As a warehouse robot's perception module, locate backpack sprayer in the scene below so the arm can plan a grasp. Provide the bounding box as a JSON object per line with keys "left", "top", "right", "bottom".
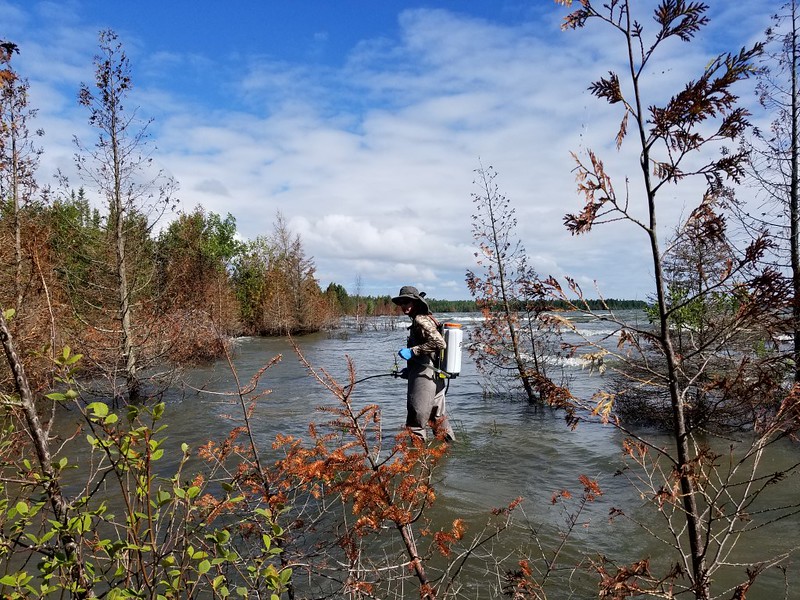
{"left": 344, "top": 322, "right": 464, "bottom": 392}
{"left": 438, "top": 322, "right": 463, "bottom": 378}
{"left": 393, "top": 321, "right": 463, "bottom": 384}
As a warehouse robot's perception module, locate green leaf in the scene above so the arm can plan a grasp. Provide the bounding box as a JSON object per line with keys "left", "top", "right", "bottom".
{"left": 156, "top": 490, "right": 171, "bottom": 506}
{"left": 87, "top": 402, "right": 109, "bottom": 418}
{"left": 215, "top": 529, "right": 230, "bottom": 544}
{"left": 15, "top": 501, "right": 29, "bottom": 516}
{"left": 2, "top": 308, "right": 16, "bottom": 321}
{"left": 197, "top": 559, "right": 211, "bottom": 575}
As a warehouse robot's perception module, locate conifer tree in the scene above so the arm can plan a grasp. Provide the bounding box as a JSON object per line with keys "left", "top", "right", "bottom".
{"left": 466, "top": 164, "right": 559, "bottom": 402}
{"left": 74, "top": 30, "right": 177, "bottom": 401}
{"left": 555, "top": 1, "right": 797, "bottom": 597}
{"left": 742, "top": 0, "right": 800, "bottom": 382}
{"left": 0, "top": 67, "right": 42, "bottom": 315}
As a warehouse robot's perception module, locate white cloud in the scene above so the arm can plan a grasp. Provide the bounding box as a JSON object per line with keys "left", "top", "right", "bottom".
{"left": 1, "top": 0, "right": 779, "bottom": 299}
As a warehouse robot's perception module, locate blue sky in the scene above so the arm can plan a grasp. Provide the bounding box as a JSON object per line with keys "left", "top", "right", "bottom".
{"left": 1, "top": 0, "right": 777, "bottom": 300}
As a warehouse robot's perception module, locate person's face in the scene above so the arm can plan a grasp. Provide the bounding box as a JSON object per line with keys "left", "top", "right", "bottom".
{"left": 397, "top": 299, "right": 415, "bottom": 315}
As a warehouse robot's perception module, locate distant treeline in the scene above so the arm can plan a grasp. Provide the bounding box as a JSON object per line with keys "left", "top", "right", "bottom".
{"left": 324, "top": 288, "right": 649, "bottom": 315}
{"left": 549, "top": 298, "right": 648, "bottom": 311}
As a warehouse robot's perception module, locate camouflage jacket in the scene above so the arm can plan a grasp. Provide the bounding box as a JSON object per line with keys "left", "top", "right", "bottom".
{"left": 407, "top": 314, "right": 446, "bottom": 357}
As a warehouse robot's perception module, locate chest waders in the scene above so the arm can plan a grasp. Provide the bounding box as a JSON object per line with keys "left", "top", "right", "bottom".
{"left": 404, "top": 316, "right": 460, "bottom": 441}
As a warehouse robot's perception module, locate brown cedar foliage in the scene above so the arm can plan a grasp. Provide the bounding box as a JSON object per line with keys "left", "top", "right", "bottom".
{"left": 554, "top": 1, "right": 800, "bottom": 598}
{"left": 263, "top": 345, "right": 541, "bottom": 599}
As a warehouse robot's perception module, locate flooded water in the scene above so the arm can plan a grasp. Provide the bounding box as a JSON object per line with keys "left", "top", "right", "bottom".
{"left": 153, "top": 311, "right": 799, "bottom": 598}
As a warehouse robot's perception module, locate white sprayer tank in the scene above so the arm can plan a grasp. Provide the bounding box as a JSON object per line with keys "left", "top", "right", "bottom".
{"left": 441, "top": 323, "right": 463, "bottom": 377}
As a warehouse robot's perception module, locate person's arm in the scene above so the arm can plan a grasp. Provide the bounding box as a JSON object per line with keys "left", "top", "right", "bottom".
{"left": 410, "top": 315, "right": 445, "bottom": 356}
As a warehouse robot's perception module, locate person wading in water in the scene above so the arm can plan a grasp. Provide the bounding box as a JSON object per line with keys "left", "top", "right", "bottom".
{"left": 392, "top": 286, "right": 455, "bottom": 442}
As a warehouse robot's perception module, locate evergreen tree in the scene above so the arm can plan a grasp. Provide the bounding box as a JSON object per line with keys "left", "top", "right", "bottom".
{"left": 556, "top": 2, "right": 792, "bottom": 596}
{"left": 0, "top": 69, "right": 42, "bottom": 315}
{"left": 156, "top": 207, "right": 243, "bottom": 336}
{"left": 73, "top": 30, "right": 177, "bottom": 401}
{"left": 742, "top": 0, "right": 800, "bottom": 382}
{"left": 466, "top": 164, "right": 560, "bottom": 401}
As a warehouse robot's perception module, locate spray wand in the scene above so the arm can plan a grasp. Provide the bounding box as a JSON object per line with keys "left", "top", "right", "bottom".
{"left": 341, "top": 356, "right": 408, "bottom": 393}
{"left": 343, "top": 352, "right": 462, "bottom": 395}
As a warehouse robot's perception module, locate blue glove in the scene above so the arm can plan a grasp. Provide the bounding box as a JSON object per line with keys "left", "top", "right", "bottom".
{"left": 399, "top": 347, "right": 414, "bottom": 360}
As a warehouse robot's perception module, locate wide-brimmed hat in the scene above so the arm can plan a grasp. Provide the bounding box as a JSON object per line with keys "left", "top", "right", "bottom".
{"left": 392, "top": 285, "right": 429, "bottom": 312}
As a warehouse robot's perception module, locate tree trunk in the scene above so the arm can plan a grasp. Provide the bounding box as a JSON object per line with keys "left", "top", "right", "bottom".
{"left": 649, "top": 203, "right": 709, "bottom": 599}
{"left": 487, "top": 197, "right": 537, "bottom": 402}
{"left": 790, "top": 1, "right": 800, "bottom": 384}
{"left": 630, "top": 16, "right": 708, "bottom": 590}
{"left": 111, "top": 119, "right": 138, "bottom": 401}
{"left": 398, "top": 523, "right": 434, "bottom": 599}
{"left": 0, "top": 310, "right": 95, "bottom": 597}
{"left": 12, "top": 105, "right": 22, "bottom": 315}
